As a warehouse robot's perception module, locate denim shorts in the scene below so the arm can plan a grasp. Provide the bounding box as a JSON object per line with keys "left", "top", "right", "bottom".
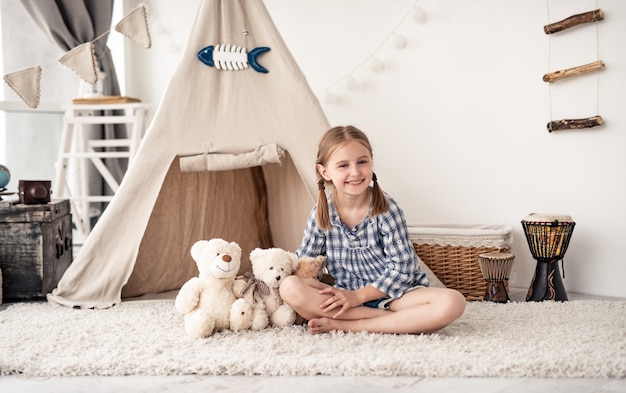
{"left": 362, "top": 297, "right": 394, "bottom": 310}
{"left": 362, "top": 285, "right": 425, "bottom": 310}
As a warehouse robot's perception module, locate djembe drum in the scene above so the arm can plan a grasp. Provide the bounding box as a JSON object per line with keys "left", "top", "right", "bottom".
{"left": 521, "top": 213, "right": 575, "bottom": 301}
{"left": 478, "top": 252, "right": 515, "bottom": 303}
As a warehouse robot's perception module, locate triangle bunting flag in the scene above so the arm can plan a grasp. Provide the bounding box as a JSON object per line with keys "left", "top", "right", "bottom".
{"left": 115, "top": 5, "right": 152, "bottom": 49}
{"left": 3, "top": 66, "right": 42, "bottom": 108}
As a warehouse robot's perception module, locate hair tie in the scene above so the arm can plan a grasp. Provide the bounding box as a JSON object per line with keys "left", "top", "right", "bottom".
{"left": 372, "top": 172, "right": 378, "bottom": 183}
{"left": 318, "top": 179, "right": 326, "bottom": 190}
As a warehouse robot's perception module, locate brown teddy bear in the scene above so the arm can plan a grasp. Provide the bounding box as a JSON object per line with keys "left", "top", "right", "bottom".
{"left": 293, "top": 255, "right": 325, "bottom": 280}
{"left": 294, "top": 255, "right": 335, "bottom": 285}
{"left": 292, "top": 255, "right": 335, "bottom": 325}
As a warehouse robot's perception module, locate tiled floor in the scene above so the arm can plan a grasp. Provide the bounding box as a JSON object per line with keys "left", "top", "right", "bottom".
{"left": 1, "top": 289, "right": 624, "bottom": 393}
{"left": 1, "top": 375, "right": 625, "bottom": 393}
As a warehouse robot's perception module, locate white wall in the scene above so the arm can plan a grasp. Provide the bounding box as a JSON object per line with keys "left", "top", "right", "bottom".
{"left": 125, "top": 0, "right": 626, "bottom": 298}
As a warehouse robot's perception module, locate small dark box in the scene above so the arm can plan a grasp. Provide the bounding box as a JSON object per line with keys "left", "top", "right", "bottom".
{"left": 0, "top": 199, "right": 72, "bottom": 300}
{"left": 18, "top": 180, "right": 51, "bottom": 205}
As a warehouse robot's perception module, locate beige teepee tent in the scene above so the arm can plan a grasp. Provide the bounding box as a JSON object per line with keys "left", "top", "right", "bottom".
{"left": 47, "top": 0, "right": 329, "bottom": 308}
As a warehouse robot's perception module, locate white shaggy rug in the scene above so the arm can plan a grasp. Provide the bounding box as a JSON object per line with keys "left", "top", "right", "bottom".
{"left": 1, "top": 299, "right": 624, "bottom": 378}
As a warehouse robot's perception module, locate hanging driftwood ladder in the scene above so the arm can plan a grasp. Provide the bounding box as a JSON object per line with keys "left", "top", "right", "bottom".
{"left": 544, "top": 8, "right": 605, "bottom": 132}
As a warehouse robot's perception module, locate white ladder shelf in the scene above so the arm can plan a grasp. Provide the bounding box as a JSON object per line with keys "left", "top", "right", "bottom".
{"left": 54, "top": 102, "right": 150, "bottom": 241}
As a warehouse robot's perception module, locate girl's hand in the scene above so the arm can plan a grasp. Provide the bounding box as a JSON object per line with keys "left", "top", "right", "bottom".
{"left": 318, "top": 287, "right": 360, "bottom": 319}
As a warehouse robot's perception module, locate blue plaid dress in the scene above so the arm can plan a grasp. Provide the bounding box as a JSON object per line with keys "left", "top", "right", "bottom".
{"left": 296, "top": 191, "right": 429, "bottom": 299}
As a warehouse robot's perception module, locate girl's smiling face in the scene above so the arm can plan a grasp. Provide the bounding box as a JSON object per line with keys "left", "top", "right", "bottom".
{"left": 317, "top": 140, "right": 373, "bottom": 199}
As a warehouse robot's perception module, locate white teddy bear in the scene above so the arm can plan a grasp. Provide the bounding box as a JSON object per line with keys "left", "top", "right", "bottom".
{"left": 175, "top": 238, "right": 253, "bottom": 338}
{"left": 233, "top": 247, "right": 299, "bottom": 328}
{"left": 231, "top": 271, "right": 270, "bottom": 331}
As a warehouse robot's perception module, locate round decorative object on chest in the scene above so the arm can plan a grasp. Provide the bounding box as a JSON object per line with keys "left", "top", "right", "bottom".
{"left": 0, "top": 164, "right": 10, "bottom": 190}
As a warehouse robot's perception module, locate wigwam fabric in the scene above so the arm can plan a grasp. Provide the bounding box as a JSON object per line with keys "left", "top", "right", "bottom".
{"left": 47, "top": 0, "right": 330, "bottom": 308}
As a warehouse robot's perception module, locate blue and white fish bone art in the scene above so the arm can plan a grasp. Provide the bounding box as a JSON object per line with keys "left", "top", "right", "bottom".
{"left": 197, "top": 44, "right": 271, "bottom": 73}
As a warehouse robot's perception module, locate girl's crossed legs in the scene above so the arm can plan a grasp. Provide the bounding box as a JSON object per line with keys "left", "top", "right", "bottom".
{"left": 279, "top": 275, "right": 466, "bottom": 335}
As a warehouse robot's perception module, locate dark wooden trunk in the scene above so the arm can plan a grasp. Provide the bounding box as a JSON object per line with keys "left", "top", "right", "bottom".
{"left": 0, "top": 199, "right": 73, "bottom": 300}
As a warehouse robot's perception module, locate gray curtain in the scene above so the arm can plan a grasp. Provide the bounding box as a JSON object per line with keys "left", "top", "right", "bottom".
{"left": 20, "top": 0, "right": 127, "bottom": 222}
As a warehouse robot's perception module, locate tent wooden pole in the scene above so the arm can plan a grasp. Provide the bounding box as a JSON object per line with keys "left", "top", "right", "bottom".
{"left": 543, "top": 60, "right": 604, "bottom": 83}
{"left": 250, "top": 166, "right": 274, "bottom": 249}
{"left": 544, "top": 9, "right": 604, "bottom": 34}
{"left": 547, "top": 116, "right": 603, "bottom": 132}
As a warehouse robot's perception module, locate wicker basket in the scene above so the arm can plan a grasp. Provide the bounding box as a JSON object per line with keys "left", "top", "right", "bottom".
{"left": 409, "top": 224, "right": 513, "bottom": 301}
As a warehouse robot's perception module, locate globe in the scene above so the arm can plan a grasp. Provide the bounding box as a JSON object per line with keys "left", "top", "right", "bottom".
{"left": 0, "top": 164, "right": 10, "bottom": 189}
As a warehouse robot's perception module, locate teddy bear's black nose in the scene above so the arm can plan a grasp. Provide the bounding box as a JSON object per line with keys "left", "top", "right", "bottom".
{"left": 276, "top": 275, "right": 281, "bottom": 281}
{"left": 222, "top": 255, "right": 232, "bottom": 263}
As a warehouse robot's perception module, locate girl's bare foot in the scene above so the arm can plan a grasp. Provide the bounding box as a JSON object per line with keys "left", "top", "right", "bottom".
{"left": 308, "top": 317, "right": 340, "bottom": 334}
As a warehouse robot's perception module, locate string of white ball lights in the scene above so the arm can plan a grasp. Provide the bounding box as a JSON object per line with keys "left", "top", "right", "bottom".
{"left": 319, "top": 1, "right": 426, "bottom": 106}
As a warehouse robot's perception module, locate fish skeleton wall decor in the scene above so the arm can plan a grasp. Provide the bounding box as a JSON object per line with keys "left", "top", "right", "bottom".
{"left": 197, "top": 44, "right": 271, "bottom": 73}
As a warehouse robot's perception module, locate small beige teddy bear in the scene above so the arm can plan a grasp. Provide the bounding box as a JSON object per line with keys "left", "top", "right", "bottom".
{"left": 291, "top": 255, "right": 332, "bottom": 325}
{"left": 293, "top": 255, "right": 327, "bottom": 281}
{"left": 175, "top": 238, "right": 253, "bottom": 338}
{"left": 234, "top": 247, "right": 299, "bottom": 328}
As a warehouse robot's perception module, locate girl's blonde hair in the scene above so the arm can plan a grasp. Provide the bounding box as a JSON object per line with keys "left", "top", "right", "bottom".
{"left": 316, "top": 125, "right": 387, "bottom": 229}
